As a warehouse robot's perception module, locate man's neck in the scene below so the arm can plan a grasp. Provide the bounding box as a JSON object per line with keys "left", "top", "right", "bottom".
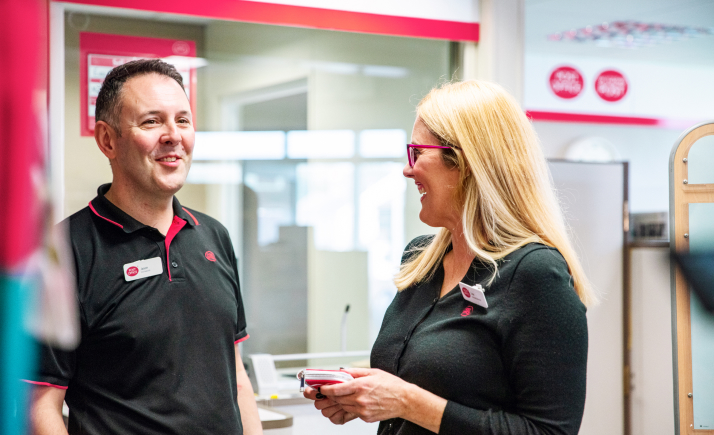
{"left": 104, "top": 182, "right": 176, "bottom": 236}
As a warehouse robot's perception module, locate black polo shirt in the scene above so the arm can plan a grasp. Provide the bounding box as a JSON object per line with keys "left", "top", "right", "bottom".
{"left": 31, "top": 184, "right": 249, "bottom": 434}
{"left": 371, "top": 237, "right": 588, "bottom": 435}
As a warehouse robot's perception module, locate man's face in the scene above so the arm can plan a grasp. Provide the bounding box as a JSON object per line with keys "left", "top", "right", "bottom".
{"left": 111, "top": 73, "right": 194, "bottom": 199}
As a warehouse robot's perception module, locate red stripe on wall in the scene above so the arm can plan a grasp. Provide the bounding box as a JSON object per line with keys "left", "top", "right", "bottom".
{"left": 526, "top": 111, "right": 661, "bottom": 127}
{"left": 55, "top": 0, "right": 479, "bottom": 41}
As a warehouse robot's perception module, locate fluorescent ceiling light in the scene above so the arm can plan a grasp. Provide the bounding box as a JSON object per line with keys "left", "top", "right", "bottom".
{"left": 162, "top": 55, "right": 209, "bottom": 68}
{"left": 187, "top": 162, "right": 242, "bottom": 184}
{"left": 307, "top": 60, "right": 360, "bottom": 75}
{"left": 362, "top": 65, "right": 409, "bottom": 78}
{"left": 287, "top": 130, "right": 355, "bottom": 159}
{"left": 359, "top": 129, "right": 406, "bottom": 158}
{"left": 300, "top": 60, "right": 409, "bottom": 77}
{"left": 193, "top": 131, "right": 285, "bottom": 160}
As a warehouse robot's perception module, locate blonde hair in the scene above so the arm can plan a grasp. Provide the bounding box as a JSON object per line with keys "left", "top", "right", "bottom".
{"left": 395, "top": 80, "right": 596, "bottom": 307}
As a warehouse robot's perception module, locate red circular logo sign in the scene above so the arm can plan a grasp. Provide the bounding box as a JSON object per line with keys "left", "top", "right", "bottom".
{"left": 461, "top": 287, "right": 471, "bottom": 298}
{"left": 595, "top": 70, "right": 628, "bottom": 102}
{"left": 126, "top": 266, "right": 139, "bottom": 277}
{"left": 205, "top": 251, "right": 216, "bottom": 262}
{"left": 461, "top": 306, "right": 473, "bottom": 317}
{"left": 549, "top": 66, "right": 584, "bottom": 99}
{"left": 172, "top": 40, "right": 191, "bottom": 56}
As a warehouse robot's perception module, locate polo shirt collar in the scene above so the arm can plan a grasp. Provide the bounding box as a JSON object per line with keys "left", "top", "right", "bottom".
{"left": 89, "top": 184, "right": 198, "bottom": 234}
{"left": 173, "top": 197, "right": 200, "bottom": 227}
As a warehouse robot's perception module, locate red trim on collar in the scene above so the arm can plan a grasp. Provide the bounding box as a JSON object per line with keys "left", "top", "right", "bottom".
{"left": 182, "top": 207, "right": 200, "bottom": 225}
{"left": 21, "top": 380, "right": 68, "bottom": 390}
{"left": 165, "top": 216, "right": 187, "bottom": 282}
{"left": 88, "top": 201, "right": 124, "bottom": 229}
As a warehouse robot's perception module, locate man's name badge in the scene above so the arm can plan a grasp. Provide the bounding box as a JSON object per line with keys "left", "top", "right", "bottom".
{"left": 459, "top": 282, "right": 488, "bottom": 309}
{"left": 123, "top": 257, "right": 163, "bottom": 282}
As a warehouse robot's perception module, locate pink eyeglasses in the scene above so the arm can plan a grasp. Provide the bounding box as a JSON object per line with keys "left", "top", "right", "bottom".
{"left": 406, "top": 144, "right": 457, "bottom": 167}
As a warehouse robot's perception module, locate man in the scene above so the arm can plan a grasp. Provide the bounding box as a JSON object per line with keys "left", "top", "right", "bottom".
{"left": 28, "top": 59, "right": 262, "bottom": 434}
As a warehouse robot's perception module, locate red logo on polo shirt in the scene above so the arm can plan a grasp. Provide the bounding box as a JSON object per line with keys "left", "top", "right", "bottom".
{"left": 461, "top": 306, "right": 473, "bottom": 317}
{"left": 205, "top": 251, "right": 216, "bottom": 262}
{"left": 461, "top": 287, "right": 471, "bottom": 298}
{"left": 126, "top": 266, "right": 139, "bottom": 277}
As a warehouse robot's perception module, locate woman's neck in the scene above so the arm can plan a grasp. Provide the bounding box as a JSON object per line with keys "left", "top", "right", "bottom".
{"left": 449, "top": 221, "right": 476, "bottom": 264}
{"left": 439, "top": 222, "right": 478, "bottom": 297}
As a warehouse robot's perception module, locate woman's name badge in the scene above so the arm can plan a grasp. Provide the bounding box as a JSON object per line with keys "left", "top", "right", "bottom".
{"left": 123, "top": 257, "right": 163, "bottom": 282}
{"left": 459, "top": 282, "right": 488, "bottom": 309}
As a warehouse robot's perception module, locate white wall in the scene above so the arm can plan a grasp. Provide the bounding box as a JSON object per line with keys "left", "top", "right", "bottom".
{"left": 630, "top": 247, "right": 675, "bottom": 435}
{"left": 549, "top": 161, "right": 626, "bottom": 435}
{"left": 525, "top": 54, "right": 714, "bottom": 124}
{"left": 534, "top": 121, "right": 682, "bottom": 213}
{"left": 467, "top": 0, "right": 524, "bottom": 101}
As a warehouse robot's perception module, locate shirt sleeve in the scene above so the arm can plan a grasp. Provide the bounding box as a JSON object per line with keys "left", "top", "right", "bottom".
{"left": 25, "top": 340, "right": 76, "bottom": 389}
{"left": 439, "top": 248, "right": 588, "bottom": 435}
{"left": 229, "top": 240, "right": 249, "bottom": 343}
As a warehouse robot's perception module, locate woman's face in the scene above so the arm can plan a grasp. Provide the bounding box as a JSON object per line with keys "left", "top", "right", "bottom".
{"left": 403, "top": 118, "right": 461, "bottom": 230}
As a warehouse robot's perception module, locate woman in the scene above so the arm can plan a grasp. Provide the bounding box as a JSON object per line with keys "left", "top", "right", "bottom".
{"left": 304, "top": 80, "right": 594, "bottom": 435}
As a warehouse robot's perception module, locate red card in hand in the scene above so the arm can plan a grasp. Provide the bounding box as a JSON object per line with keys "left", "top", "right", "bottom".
{"left": 298, "top": 369, "right": 354, "bottom": 391}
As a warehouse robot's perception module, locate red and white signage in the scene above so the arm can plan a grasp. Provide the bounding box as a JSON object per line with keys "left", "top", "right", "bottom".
{"left": 80, "top": 33, "right": 196, "bottom": 136}
{"left": 594, "top": 70, "right": 628, "bottom": 102}
{"left": 549, "top": 66, "right": 584, "bottom": 99}
{"left": 525, "top": 54, "right": 714, "bottom": 128}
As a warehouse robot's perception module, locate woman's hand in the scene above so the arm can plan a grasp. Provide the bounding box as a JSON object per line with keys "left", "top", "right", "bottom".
{"left": 319, "top": 368, "right": 412, "bottom": 423}
{"left": 303, "top": 385, "right": 359, "bottom": 425}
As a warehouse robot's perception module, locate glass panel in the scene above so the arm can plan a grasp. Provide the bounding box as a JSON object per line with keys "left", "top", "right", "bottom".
{"left": 62, "top": 11, "right": 449, "bottom": 364}
{"left": 288, "top": 130, "right": 355, "bottom": 159}
{"left": 687, "top": 134, "right": 714, "bottom": 185}
{"left": 242, "top": 160, "right": 307, "bottom": 357}
{"left": 359, "top": 130, "right": 406, "bottom": 158}
{"left": 296, "top": 162, "right": 355, "bottom": 252}
{"left": 688, "top": 202, "right": 714, "bottom": 429}
{"left": 193, "top": 20, "right": 448, "bottom": 359}
{"left": 357, "top": 163, "right": 406, "bottom": 341}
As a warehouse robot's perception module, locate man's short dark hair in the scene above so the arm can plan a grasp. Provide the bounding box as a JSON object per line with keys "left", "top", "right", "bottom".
{"left": 95, "top": 58, "right": 185, "bottom": 136}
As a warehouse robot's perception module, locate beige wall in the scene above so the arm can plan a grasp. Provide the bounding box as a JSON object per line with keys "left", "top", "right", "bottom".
{"left": 307, "top": 249, "right": 369, "bottom": 353}
{"left": 62, "top": 13, "right": 206, "bottom": 217}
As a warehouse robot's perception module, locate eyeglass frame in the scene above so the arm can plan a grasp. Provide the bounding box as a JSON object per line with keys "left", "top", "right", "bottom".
{"left": 406, "top": 143, "right": 460, "bottom": 167}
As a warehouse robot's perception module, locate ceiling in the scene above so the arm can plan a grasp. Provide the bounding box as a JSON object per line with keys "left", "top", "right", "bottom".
{"left": 526, "top": 0, "right": 714, "bottom": 66}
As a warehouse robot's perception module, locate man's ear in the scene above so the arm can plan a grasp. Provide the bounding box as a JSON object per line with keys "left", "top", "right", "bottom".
{"left": 95, "top": 120, "right": 119, "bottom": 160}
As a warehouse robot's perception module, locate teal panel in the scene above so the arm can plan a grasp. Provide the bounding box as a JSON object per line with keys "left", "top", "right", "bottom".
{"left": 0, "top": 275, "right": 37, "bottom": 435}
{"left": 687, "top": 135, "right": 714, "bottom": 185}
{"left": 688, "top": 203, "right": 714, "bottom": 429}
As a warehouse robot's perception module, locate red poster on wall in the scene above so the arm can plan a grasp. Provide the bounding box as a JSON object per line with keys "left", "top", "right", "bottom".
{"left": 79, "top": 32, "right": 197, "bottom": 136}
